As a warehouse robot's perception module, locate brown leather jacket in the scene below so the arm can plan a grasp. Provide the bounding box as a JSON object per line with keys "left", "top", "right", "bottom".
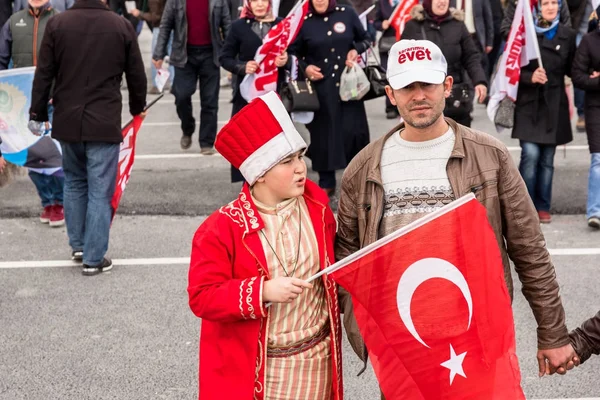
{"left": 570, "top": 312, "right": 600, "bottom": 363}
{"left": 335, "top": 119, "right": 570, "bottom": 363}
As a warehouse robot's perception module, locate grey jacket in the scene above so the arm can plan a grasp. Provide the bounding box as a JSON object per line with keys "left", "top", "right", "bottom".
{"left": 450, "top": 0, "right": 493, "bottom": 48}
{"left": 153, "top": 0, "right": 231, "bottom": 68}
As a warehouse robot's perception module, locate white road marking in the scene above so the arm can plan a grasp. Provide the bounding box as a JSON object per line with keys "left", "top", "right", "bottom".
{"left": 130, "top": 146, "right": 590, "bottom": 160}
{"left": 141, "top": 121, "right": 228, "bottom": 126}
{"left": 0, "top": 248, "right": 598, "bottom": 269}
{"left": 0, "top": 257, "right": 190, "bottom": 269}
{"left": 135, "top": 153, "right": 223, "bottom": 160}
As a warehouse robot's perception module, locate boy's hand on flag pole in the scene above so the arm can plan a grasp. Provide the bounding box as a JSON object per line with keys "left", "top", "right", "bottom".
{"left": 263, "top": 277, "right": 313, "bottom": 304}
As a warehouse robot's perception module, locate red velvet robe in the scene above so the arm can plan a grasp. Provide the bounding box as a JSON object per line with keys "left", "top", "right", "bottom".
{"left": 188, "top": 180, "right": 343, "bottom": 399}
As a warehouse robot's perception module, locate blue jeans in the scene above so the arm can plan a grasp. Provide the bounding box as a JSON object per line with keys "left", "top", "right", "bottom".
{"left": 28, "top": 171, "right": 64, "bottom": 207}
{"left": 172, "top": 45, "right": 220, "bottom": 147}
{"left": 60, "top": 141, "right": 119, "bottom": 266}
{"left": 151, "top": 28, "right": 174, "bottom": 88}
{"left": 519, "top": 141, "right": 556, "bottom": 212}
{"left": 588, "top": 153, "right": 600, "bottom": 219}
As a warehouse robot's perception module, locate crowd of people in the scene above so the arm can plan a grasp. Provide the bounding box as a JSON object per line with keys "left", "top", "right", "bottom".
{"left": 0, "top": 0, "right": 599, "bottom": 396}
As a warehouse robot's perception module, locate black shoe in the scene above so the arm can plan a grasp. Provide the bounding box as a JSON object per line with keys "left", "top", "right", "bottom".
{"left": 82, "top": 257, "right": 113, "bottom": 276}
{"left": 180, "top": 135, "right": 192, "bottom": 150}
{"left": 71, "top": 250, "right": 83, "bottom": 262}
{"left": 588, "top": 217, "right": 600, "bottom": 229}
{"left": 386, "top": 110, "right": 399, "bottom": 119}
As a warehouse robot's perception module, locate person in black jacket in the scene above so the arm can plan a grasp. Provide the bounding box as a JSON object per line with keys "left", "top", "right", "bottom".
{"left": 570, "top": 311, "right": 600, "bottom": 364}
{"left": 220, "top": 0, "right": 288, "bottom": 182}
{"left": 501, "top": 0, "right": 570, "bottom": 39}
{"left": 29, "top": 0, "right": 147, "bottom": 275}
{"left": 373, "top": 0, "right": 398, "bottom": 119}
{"left": 153, "top": 0, "right": 231, "bottom": 154}
{"left": 401, "top": 0, "right": 488, "bottom": 127}
{"left": 572, "top": 5, "right": 600, "bottom": 229}
{"left": 288, "top": 0, "right": 372, "bottom": 195}
{"left": 511, "top": 0, "right": 576, "bottom": 225}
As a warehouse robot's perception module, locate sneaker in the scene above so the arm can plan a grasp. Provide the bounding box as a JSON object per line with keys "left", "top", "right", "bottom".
{"left": 200, "top": 147, "right": 216, "bottom": 155}
{"left": 588, "top": 217, "right": 600, "bottom": 229}
{"left": 49, "top": 205, "right": 65, "bottom": 227}
{"left": 148, "top": 86, "right": 162, "bottom": 95}
{"left": 576, "top": 116, "right": 585, "bottom": 133}
{"left": 82, "top": 257, "right": 113, "bottom": 276}
{"left": 71, "top": 250, "right": 83, "bottom": 262}
{"left": 180, "top": 135, "right": 192, "bottom": 150}
{"left": 538, "top": 211, "right": 552, "bottom": 224}
{"left": 40, "top": 205, "right": 52, "bottom": 223}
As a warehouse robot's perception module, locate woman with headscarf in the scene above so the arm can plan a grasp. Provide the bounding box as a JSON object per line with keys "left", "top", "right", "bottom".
{"left": 572, "top": 5, "right": 600, "bottom": 229}
{"left": 401, "top": 0, "right": 488, "bottom": 127}
{"left": 511, "top": 0, "right": 577, "bottom": 224}
{"left": 220, "top": 0, "right": 289, "bottom": 182}
{"left": 288, "top": 0, "right": 372, "bottom": 196}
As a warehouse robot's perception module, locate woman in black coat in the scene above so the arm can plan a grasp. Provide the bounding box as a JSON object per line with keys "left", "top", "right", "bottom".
{"left": 373, "top": 0, "right": 398, "bottom": 119}
{"left": 571, "top": 5, "right": 600, "bottom": 228}
{"left": 220, "top": 0, "right": 288, "bottom": 182}
{"left": 288, "top": 0, "right": 371, "bottom": 195}
{"left": 511, "top": 0, "right": 576, "bottom": 224}
{"left": 401, "top": 0, "right": 488, "bottom": 127}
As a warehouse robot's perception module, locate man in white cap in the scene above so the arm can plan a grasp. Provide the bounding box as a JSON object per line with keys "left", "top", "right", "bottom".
{"left": 187, "top": 91, "right": 344, "bottom": 400}
{"left": 334, "top": 39, "right": 579, "bottom": 397}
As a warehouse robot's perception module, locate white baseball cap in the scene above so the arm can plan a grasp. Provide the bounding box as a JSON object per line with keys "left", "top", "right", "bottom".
{"left": 386, "top": 40, "right": 448, "bottom": 90}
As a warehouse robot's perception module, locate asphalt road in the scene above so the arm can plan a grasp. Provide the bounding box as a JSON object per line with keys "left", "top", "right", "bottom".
{"left": 1, "top": 26, "right": 599, "bottom": 400}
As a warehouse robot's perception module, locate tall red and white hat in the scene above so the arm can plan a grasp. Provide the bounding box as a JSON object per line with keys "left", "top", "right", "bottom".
{"left": 215, "top": 91, "right": 307, "bottom": 185}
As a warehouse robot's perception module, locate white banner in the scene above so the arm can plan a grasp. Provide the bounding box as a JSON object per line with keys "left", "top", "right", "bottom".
{"left": 239, "top": 0, "right": 309, "bottom": 102}
{"left": 486, "top": 0, "right": 541, "bottom": 128}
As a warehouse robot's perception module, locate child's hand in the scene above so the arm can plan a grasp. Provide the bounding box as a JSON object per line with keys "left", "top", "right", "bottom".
{"left": 263, "top": 277, "right": 313, "bottom": 304}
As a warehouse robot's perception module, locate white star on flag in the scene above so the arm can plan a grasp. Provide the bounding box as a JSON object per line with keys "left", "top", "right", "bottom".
{"left": 440, "top": 344, "right": 467, "bottom": 385}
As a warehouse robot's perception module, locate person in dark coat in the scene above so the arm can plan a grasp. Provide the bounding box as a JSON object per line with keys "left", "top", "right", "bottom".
{"left": 373, "top": 0, "right": 398, "bottom": 119}
{"left": 401, "top": 0, "right": 488, "bottom": 127}
{"left": 153, "top": 0, "right": 231, "bottom": 153}
{"left": 511, "top": 0, "right": 576, "bottom": 224}
{"left": 572, "top": 5, "right": 600, "bottom": 228}
{"left": 570, "top": 311, "right": 600, "bottom": 364}
{"left": 288, "top": 0, "right": 371, "bottom": 195}
{"left": 220, "top": 0, "right": 289, "bottom": 182}
{"left": 501, "top": 0, "right": 570, "bottom": 39}
{"left": 29, "top": 0, "right": 147, "bottom": 275}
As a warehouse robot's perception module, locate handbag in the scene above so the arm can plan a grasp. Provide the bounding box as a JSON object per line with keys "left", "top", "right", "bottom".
{"left": 280, "top": 78, "right": 320, "bottom": 113}
{"left": 494, "top": 97, "right": 515, "bottom": 128}
{"left": 378, "top": 35, "right": 396, "bottom": 54}
{"left": 361, "top": 48, "right": 389, "bottom": 101}
{"left": 446, "top": 82, "right": 473, "bottom": 114}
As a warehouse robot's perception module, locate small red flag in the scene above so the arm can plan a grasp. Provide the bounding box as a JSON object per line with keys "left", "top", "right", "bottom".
{"left": 332, "top": 195, "right": 525, "bottom": 399}
{"left": 111, "top": 115, "right": 143, "bottom": 220}
{"left": 389, "top": 0, "right": 418, "bottom": 40}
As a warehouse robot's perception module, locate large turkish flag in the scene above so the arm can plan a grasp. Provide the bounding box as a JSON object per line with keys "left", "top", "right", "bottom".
{"left": 332, "top": 194, "right": 525, "bottom": 399}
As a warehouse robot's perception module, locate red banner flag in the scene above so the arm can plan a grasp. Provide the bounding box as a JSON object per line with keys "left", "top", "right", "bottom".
{"left": 389, "top": 0, "right": 418, "bottom": 40}
{"left": 111, "top": 115, "right": 143, "bottom": 220}
{"left": 239, "top": 0, "right": 309, "bottom": 101}
{"left": 331, "top": 194, "right": 525, "bottom": 399}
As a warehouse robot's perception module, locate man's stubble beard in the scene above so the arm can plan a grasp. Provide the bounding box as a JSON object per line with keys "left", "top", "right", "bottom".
{"left": 401, "top": 104, "right": 445, "bottom": 129}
